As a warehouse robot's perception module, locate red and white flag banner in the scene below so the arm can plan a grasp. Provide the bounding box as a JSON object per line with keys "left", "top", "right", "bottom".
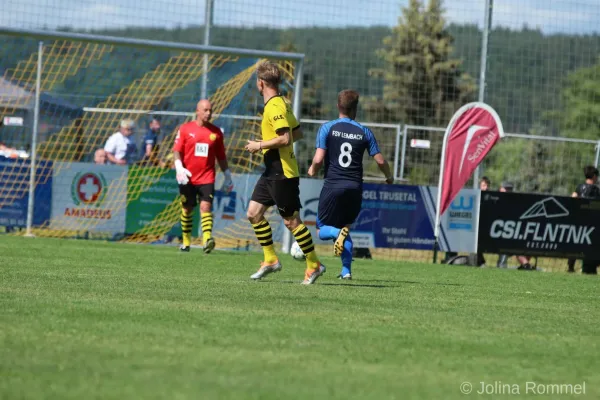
{"left": 434, "top": 102, "right": 505, "bottom": 239}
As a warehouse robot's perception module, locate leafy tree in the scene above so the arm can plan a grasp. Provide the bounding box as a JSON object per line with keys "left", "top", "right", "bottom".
{"left": 482, "top": 124, "right": 588, "bottom": 195}
{"left": 366, "top": 0, "right": 475, "bottom": 126}
{"left": 549, "top": 57, "right": 600, "bottom": 140}
{"left": 277, "top": 35, "right": 329, "bottom": 120}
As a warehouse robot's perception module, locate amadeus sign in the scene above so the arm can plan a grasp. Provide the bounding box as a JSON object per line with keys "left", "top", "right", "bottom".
{"left": 478, "top": 192, "right": 600, "bottom": 259}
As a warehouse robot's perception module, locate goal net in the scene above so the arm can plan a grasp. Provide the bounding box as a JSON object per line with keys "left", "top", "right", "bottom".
{"left": 0, "top": 32, "right": 302, "bottom": 251}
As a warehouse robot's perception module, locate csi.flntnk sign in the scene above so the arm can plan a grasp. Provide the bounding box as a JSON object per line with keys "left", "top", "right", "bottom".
{"left": 489, "top": 197, "right": 594, "bottom": 250}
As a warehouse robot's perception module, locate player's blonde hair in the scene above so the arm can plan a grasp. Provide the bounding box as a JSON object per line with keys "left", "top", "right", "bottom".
{"left": 256, "top": 61, "right": 281, "bottom": 88}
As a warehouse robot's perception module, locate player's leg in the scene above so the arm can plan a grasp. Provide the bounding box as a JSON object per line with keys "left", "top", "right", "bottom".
{"left": 248, "top": 177, "right": 280, "bottom": 279}
{"left": 340, "top": 232, "right": 353, "bottom": 279}
{"left": 198, "top": 184, "right": 215, "bottom": 253}
{"left": 315, "top": 186, "right": 342, "bottom": 241}
{"left": 179, "top": 183, "right": 197, "bottom": 251}
{"left": 275, "top": 178, "right": 325, "bottom": 284}
{"left": 315, "top": 185, "right": 348, "bottom": 256}
{"left": 337, "top": 188, "right": 362, "bottom": 279}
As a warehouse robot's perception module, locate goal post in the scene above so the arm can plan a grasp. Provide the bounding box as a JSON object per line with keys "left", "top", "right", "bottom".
{"left": 0, "top": 28, "right": 304, "bottom": 252}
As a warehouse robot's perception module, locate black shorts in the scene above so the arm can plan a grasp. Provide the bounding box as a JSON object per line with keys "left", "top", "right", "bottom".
{"left": 317, "top": 185, "right": 362, "bottom": 229}
{"left": 251, "top": 176, "right": 301, "bottom": 218}
{"left": 179, "top": 183, "right": 214, "bottom": 208}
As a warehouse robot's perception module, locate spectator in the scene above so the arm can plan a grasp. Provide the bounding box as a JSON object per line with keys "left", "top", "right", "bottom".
{"left": 479, "top": 176, "right": 490, "bottom": 191}
{"left": 142, "top": 118, "right": 161, "bottom": 164}
{"left": 497, "top": 181, "right": 535, "bottom": 270}
{"left": 568, "top": 166, "right": 600, "bottom": 273}
{"left": 474, "top": 177, "right": 491, "bottom": 266}
{"left": 104, "top": 119, "right": 138, "bottom": 165}
{"left": 94, "top": 148, "right": 107, "bottom": 165}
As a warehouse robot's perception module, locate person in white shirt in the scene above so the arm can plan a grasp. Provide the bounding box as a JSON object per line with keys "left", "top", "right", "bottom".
{"left": 104, "top": 119, "right": 138, "bottom": 165}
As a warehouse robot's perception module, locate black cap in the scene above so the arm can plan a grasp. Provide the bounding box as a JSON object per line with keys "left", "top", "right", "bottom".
{"left": 501, "top": 181, "right": 514, "bottom": 190}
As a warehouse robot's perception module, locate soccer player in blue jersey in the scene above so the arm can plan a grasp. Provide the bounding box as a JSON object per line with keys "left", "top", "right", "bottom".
{"left": 308, "top": 90, "right": 393, "bottom": 279}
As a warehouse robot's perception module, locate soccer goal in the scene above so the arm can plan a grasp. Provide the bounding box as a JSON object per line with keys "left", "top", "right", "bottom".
{"left": 0, "top": 28, "right": 304, "bottom": 252}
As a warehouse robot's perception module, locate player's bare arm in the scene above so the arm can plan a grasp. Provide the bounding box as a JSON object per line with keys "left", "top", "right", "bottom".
{"left": 308, "top": 148, "right": 326, "bottom": 177}
{"left": 374, "top": 153, "right": 393, "bottom": 184}
{"left": 245, "top": 128, "right": 291, "bottom": 153}
{"left": 292, "top": 126, "right": 303, "bottom": 141}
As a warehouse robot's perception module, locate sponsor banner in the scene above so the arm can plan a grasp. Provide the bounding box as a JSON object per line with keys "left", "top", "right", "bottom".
{"left": 424, "top": 186, "right": 479, "bottom": 252}
{"left": 51, "top": 162, "right": 127, "bottom": 234}
{"left": 478, "top": 192, "right": 600, "bottom": 258}
{"left": 125, "top": 166, "right": 199, "bottom": 236}
{"left": 437, "top": 102, "right": 504, "bottom": 219}
{"left": 125, "top": 171, "right": 283, "bottom": 243}
{"left": 211, "top": 173, "right": 269, "bottom": 239}
{"left": 352, "top": 184, "right": 435, "bottom": 250}
{"left": 0, "top": 156, "right": 53, "bottom": 227}
{"left": 296, "top": 180, "right": 478, "bottom": 251}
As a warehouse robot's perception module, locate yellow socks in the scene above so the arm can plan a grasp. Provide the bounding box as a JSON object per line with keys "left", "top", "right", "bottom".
{"left": 201, "top": 212, "right": 213, "bottom": 244}
{"left": 252, "top": 219, "right": 278, "bottom": 264}
{"left": 292, "top": 224, "right": 319, "bottom": 270}
{"left": 181, "top": 208, "right": 193, "bottom": 246}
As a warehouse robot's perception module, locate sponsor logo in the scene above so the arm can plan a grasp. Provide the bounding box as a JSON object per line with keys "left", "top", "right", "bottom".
{"left": 448, "top": 195, "right": 474, "bottom": 231}
{"left": 459, "top": 125, "right": 489, "bottom": 174}
{"left": 273, "top": 115, "right": 285, "bottom": 121}
{"left": 520, "top": 197, "right": 569, "bottom": 219}
{"left": 65, "top": 172, "right": 111, "bottom": 219}
{"left": 63, "top": 208, "right": 111, "bottom": 219}
{"left": 489, "top": 197, "right": 594, "bottom": 250}
{"left": 71, "top": 172, "right": 107, "bottom": 206}
{"left": 209, "top": 133, "right": 217, "bottom": 141}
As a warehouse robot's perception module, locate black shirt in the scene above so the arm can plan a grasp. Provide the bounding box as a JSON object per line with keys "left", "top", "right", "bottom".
{"left": 575, "top": 183, "right": 600, "bottom": 199}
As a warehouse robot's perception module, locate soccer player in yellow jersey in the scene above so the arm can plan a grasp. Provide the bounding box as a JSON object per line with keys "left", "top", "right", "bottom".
{"left": 245, "top": 61, "right": 325, "bottom": 285}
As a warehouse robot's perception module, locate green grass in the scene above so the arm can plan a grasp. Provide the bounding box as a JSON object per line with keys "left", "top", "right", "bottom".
{"left": 1, "top": 236, "right": 598, "bottom": 399}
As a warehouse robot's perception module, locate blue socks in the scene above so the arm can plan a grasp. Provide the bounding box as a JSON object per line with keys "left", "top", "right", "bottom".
{"left": 318, "top": 225, "right": 341, "bottom": 241}
{"left": 319, "top": 224, "right": 353, "bottom": 276}
{"left": 341, "top": 235, "right": 353, "bottom": 276}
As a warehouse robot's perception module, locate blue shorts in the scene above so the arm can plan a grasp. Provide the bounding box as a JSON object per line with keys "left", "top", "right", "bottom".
{"left": 317, "top": 185, "right": 362, "bottom": 229}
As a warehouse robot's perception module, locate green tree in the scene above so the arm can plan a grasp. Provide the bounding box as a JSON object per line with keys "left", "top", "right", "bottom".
{"left": 482, "top": 124, "right": 586, "bottom": 195}
{"left": 366, "top": 0, "right": 475, "bottom": 126}
{"left": 550, "top": 57, "right": 600, "bottom": 140}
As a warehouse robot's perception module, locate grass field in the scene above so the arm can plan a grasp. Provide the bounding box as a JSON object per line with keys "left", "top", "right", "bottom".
{"left": 1, "top": 236, "right": 599, "bottom": 399}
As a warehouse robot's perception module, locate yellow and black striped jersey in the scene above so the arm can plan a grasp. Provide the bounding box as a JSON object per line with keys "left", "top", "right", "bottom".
{"left": 261, "top": 95, "right": 299, "bottom": 179}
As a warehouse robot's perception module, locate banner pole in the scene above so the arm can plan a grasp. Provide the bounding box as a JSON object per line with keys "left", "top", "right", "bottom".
{"left": 433, "top": 131, "right": 450, "bottom": 263}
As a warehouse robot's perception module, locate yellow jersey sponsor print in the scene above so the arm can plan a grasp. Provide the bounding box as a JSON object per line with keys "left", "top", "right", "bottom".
{"left": 261, "top": 95, "right": 300, "bottom": 179}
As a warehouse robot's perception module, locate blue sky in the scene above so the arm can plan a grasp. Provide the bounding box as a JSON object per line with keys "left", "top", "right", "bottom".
{"left": 1, "top": 0, "right": 599, "bottom": 34}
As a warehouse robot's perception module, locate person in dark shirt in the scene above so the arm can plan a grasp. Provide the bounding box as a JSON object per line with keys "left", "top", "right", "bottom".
{"left": 308, "top": 89, "right": 393, "bottom": 279}
{"left": 141, "top": 118, "right": 161, "bottom": 164}
{"left": 568, "top": 166, "right": 600, "bottom": 273}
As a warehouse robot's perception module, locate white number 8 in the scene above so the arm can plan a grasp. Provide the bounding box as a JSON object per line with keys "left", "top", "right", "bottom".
{"left": 339, "top": 142, "right": 353, "bottom": 168}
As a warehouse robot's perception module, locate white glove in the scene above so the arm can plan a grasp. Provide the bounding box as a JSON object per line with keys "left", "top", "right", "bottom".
{"left": 174, "top": 159, "right": 192, "bottom": 185}
{"left": 220, "top": 169, "right": 234, "bottom": 193}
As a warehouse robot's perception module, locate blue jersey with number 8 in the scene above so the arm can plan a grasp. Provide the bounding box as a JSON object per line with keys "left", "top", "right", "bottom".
{"left": 316, "top": 117, "right": 380, "bottom": 187}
